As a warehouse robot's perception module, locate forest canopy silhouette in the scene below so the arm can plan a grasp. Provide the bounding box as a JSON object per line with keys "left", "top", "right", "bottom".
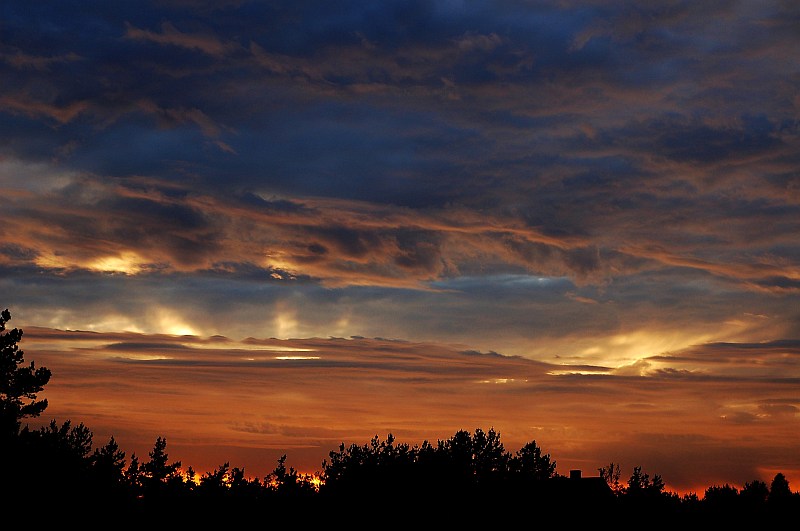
{"left": 1, "top": 307, "right": 797, "bottom": 525}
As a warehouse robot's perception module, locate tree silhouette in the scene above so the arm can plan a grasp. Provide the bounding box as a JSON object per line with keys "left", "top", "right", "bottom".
{"left": 599, "top": 462, "right": 623, "bottom": 494}
{"left": 140, "top": 436, "right": 184, "bottom": 494}
{"left": 321, "top": 432, "right": 417, "bottom": 501}
{"left": 0, "top": 308, "right": 51, "bottom": 439}
{"left": 511, "top": 439, "right": 556, "bottom": 481}
{"left": 267, "top": 454, "right": 317, "bottom": 497}
{"left": 432, "top": 427, "right": 512, "bottom": 493}
{"left": 769, "top": 472, "right": 791, "bottom": 501}
{"left": 8, "top": 419, "right": 100, "bottom": 512}
{"left": 767, "top": 471, "right": 795, "bottom": 518}
{"left": 626, "top": 465, "right": 665, "bottom": 495}
{"left": 228, "top": 465, "right": 266, "bottom": 499}
{"left": 90, "top": 435, "right": 129, "bottom": 498}
{"left": 740, "top": 479, "right": 769, "bottom": 506}
{"left": 199, "top": 461, "right": 231, "bottom": 494}
{"left": 703, "top": 483, "right": 739, "bottom": 508}
{"left": 125, "top": 452, "right": 143, "bottom": 490}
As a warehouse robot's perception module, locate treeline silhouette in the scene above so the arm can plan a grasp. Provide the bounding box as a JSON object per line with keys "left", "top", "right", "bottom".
{"left": 2, "top": 308, "right": 798, "bottom": 526}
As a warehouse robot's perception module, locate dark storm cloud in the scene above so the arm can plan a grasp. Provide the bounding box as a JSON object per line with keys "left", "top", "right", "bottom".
{"left": 754, "top": 276, "right": 800, "bottom": 292}
{"left": 611, "top": 114, "right": 789, "bottom": 172}
{"left": 235, "top": 191, "right": 310, "bottom": 214}
{"left": 315, "top": 226, "right": 377, "bottom": 258}
{"left": 200, "top": 262, "right": 315, "bottom": 283}
{"left": 3, "top": 1, "right": 798, "bottom": 221}
{"left": 0, "top": 243, "right": 38, "bottom": 262}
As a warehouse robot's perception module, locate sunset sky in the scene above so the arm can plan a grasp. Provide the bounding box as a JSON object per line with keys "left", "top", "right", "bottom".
{"left": 2, "top": 1, "right": 799, "bottom": 495}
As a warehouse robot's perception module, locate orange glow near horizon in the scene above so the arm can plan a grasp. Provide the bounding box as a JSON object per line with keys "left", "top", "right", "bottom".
{"left": 18, "top": 326, "right": 800, "bottom": 497}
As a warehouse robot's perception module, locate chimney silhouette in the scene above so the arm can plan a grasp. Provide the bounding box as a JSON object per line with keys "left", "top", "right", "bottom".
{"left": 570, "top": 469, "right": 582, "bottom": 480}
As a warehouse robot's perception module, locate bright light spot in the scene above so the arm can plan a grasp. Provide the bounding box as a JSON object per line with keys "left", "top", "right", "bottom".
{"left": 36, "top": 250, "right": 149, "bottom": 275}
{"left": 180, "top": 468, "right": 201, "bottom": 485}
{"left": 611, "top": 334, "right": 632, "bottom": 346}
{"left": 35, "top": 253, "right": 75, "bottom": 270}
{"left": 155, "top": 308, "right": 198, "bottom": 336}
{"left": 52, "top": 313, "right": 146, "bottom": 334}
{"left": 264, "top": 252, "right": 298, "bottom": 275}
{"left": 333, "top": 314, "right": 352, "bottom": 335}
{"left": 274, "top": 356, "right": 321, "bottom": 360}
{"left": 548, "top": 369, "right": 611, "bottom": 376}
{"left": 87, "top": 251, "right": 147, "bottom": 274}
{"left": 273, "top": 303, "right": 299, "bottom": 338}
{"left": 612, "top": 359, "right": 651, "bottom": 376}
{"left": 477, "top": 378, "right": 525, "bottom": 384}
{"left": 503, "top": 274, "right": 558, "bottom": 285}
{"left": 165, "top": 324, "right": 196, "bottom": 336}
{"left": 118, "top": 354, "right": 172, "bottom": 361}
{"left": 585, "top": 330, "right": 720, "bottom": 368}
{"left": 49, "top": 308, "right": 199, "bottom": 337}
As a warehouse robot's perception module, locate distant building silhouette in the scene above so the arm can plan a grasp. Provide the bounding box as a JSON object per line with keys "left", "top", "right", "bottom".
{"left": 527, "top": 469, "right": 616, "bottom": 512}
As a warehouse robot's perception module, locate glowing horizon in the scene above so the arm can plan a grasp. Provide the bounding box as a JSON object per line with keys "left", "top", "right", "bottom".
{"left": 17, "top": 326, "right": 800, "bottom": 496}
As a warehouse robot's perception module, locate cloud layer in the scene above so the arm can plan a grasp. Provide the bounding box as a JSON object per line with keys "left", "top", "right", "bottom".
{"left": 1, "top": 1, "right": 798, "bottom": 493}
{"left": 22, "top": 327, "right": 800, "bottom": 494}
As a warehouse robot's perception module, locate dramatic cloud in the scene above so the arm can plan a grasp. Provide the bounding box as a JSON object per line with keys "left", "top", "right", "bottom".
{"left": 2, "top": 0, "right": 798, "bottom": 494}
